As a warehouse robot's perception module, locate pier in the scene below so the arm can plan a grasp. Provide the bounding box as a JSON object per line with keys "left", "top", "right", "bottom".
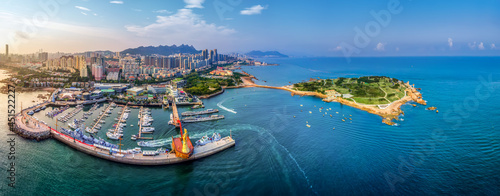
{"left": 171, "top": 100, "right": 180, "bottom": 128}
{"left": 114, "top": 104, "right": 127, "bottom": 135}
{"left": 137, "top": 106, "right": 153, "bottom": 140}
{"left": 91, "top": 103, "right": 112, "bottom": 133}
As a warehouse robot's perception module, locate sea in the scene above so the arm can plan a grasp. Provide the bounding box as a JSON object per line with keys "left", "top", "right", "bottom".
{"left": 1, "top": 56, "right": 499, "bottom": 195}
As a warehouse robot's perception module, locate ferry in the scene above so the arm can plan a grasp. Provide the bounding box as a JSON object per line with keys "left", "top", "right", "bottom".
{"left": 182, "top": 115, "right": 225, "bottom": 123}
{"left": 181, "top": 109, "right": 219, "bottom": 116}
{"left": 195, "top": 132, "right": 222, "bottom": 146}
{"left": 191, "top": 104, "right": 205, "bottom": 109}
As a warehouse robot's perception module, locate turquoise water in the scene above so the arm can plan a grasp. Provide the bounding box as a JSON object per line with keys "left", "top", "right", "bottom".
{"left": 1, "top": 57, "right": 500, "bottom": 195}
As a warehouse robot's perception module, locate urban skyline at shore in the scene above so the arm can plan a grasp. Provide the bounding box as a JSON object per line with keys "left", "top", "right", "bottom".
{"left": 1, "top": 0, "right": 499, "bottom": 56}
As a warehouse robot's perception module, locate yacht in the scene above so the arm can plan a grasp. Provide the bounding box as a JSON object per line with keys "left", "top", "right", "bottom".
{"left": 106, "top": 132, "right": 123, "bottom": 140}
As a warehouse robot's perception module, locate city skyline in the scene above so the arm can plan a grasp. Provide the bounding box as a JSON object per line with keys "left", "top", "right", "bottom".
{"left": 1, "top": 0, "right": 499, "bottom": 56}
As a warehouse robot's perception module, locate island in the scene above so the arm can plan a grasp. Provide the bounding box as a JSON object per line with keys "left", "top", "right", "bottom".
{"left": 240, "top": 75, "right": 426, "bottom": 125}
{"left": 245, "top": 50, "right": 289, "bottom": 58}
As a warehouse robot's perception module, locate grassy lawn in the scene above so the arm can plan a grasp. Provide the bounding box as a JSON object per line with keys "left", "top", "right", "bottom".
{"left": 352, "top": 97, "right": 390, "bottom": 105}
{"left": 294, "top": 76, "right": 407, "bottom": 105}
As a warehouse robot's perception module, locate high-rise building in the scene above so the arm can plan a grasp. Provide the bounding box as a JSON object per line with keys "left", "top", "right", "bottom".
{"left": 39, "top": 52, "right": 48, "bottom": 62}
{"left": 214, "top": 49, "right": 218, "bottom": 62}
{"left": 5, "top": 44, "right": 8, "bottom": 57}
{"left": 92, "top": 64, "right": 104, "bottom": 81}
{"left": 80, "top": 65, "right": 88, "bottom": 78}
{"left": 202, "top": 49, "right": 208, "bottom": 60}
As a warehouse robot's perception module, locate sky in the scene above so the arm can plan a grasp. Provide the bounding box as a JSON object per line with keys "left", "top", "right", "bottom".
{"left": 0, "top": 0, "right": 499, "bottom": 57}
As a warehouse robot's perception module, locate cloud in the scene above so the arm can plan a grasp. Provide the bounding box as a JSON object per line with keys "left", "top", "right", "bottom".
{"left": 81, "top": 12, "right": 87, "bottom": 16}
{"left": 184, "top": 0, "right": 205, "bottom": 9}
{"left": 132, "top": 9, "right": 142, "bottom": 12}
{"left": 126, "top": 9, "right": 235, "bottom": 45}
{"left": 241, "top": 5, "right": 266, "bottom": 15}
{"left": 110, "top": 1, "right": 123, "bottom": 4}
{"left": 75, "top": 6, "right": 91, "bottom": 11}
{"left": 154, "top": 10, "right": 172, "bottom": 14}
{"left": 396, "top": 47, "right": 400, "bottom": 51}
{"left": 478, "top": 42, "right": 485, "bottom": 50}
{"left": 492, "top": 44, "right": 496, "bottom": 49}
{"left": 468, "top": 42, "right": 477, "bottom": 49}
{"left": 448, "top": 38, "right": 453, "bottom": 48}
{"left": 374, "top": 42, "right": 385, "bottom": 51}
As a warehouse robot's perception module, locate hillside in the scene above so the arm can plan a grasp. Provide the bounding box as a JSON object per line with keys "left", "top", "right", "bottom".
{"left": 121, "top": 44, "right": 200, "bottom": 56}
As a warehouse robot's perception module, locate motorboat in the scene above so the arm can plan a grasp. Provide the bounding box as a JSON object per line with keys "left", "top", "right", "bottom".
{"left": 141, "top": 127, "right": 155, "bottom": 133}
{"left": 212, "top": 132, "right": 221, "bottom": 141}
{"left": 196, "top": 135, "right": 210, "bottom": 146}
{"left": 106, "top": 132, "right": 122, "bottom": 140}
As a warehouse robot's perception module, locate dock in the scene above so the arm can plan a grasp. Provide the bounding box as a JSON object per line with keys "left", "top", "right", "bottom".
{"left": 137, "top": 106, "right": 153, "bottom": 140}
{"left": 90, "top": 103, "right": 112, "bottom": 133}
{"left": 113, "top": 104, "right": 127, "bottom": 135}
{"left": 50, "top": 127, "right": 235, "bottom": 165}
{"left": 171, "top": 100, "right": 180, "bottom": 128}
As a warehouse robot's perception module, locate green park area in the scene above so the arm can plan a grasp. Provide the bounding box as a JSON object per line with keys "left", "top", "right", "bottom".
{"left": 292, "top": 76, "right": 407, "bottom": 105}
{"left": 183, "top": 72, "right": 244, "bottom": 96}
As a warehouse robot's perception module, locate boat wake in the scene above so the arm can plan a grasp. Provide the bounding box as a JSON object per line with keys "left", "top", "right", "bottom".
{"left": 265, "top": 130, "right": 318, "bottom": 195}
{"left": 217, "top": 98, "right": 237, "bottom": 114}
{"left": 204, "top": 124, "right": 317, "bottom": 195}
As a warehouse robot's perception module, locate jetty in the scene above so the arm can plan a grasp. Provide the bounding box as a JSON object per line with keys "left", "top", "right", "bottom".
{"left": 137, "top": 106, "right": 153, "bottom": 140}
{"left": 170, "top": 100, "right": 181, "bottom": 128}
{"left": 90, "top": 103, "right": 112, "bottom": 133}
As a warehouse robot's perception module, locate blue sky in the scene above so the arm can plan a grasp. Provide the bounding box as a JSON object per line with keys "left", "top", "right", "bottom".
{"left": 1, "top": 0, "right": 499, "bottom": 56}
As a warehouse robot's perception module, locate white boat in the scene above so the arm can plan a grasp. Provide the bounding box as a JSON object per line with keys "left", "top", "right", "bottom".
{"left": 131, "top": 135, "right": 137, "bottom": 141}
{"left": 196, "top": 135, "right": 210, "bottom": 146}
{"left": 68, "top": 123, "right": 77, "bottom": 129}
{"left": 106, "top": 132, "right": 122, "bottom": 140}
{"left": 212, "top": 132, "right": 221, "bottom": 141}
{"left": 141, "top": 127, "right": 155, "bottom": 133}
